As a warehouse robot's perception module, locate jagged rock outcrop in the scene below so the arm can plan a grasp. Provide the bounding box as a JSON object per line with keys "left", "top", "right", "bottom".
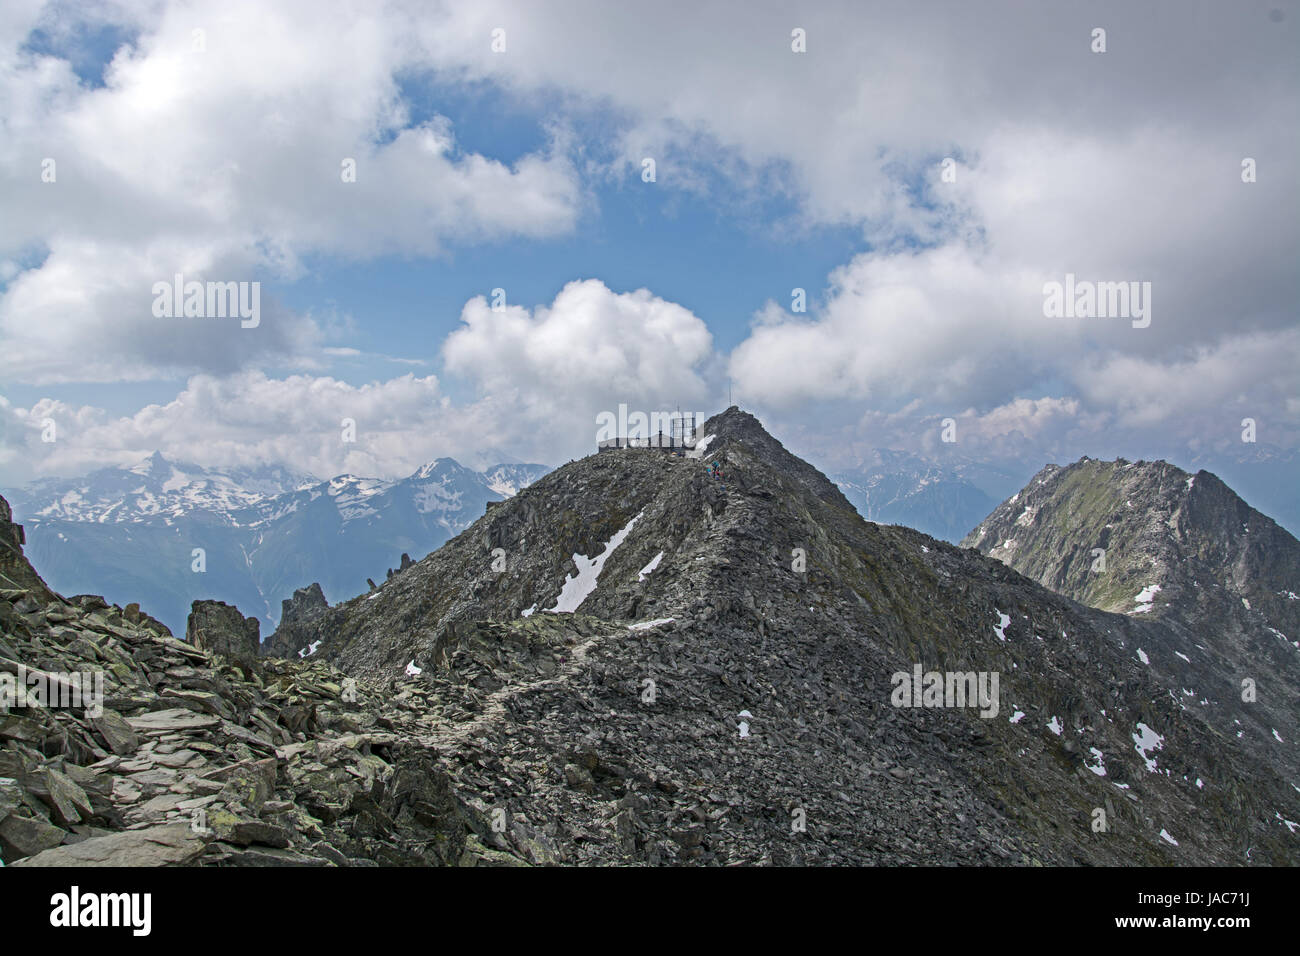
{"left": 0, "top": 496, "right": 55, "bottom": 601}
{"left": 186, "top": 600, "right": 260, "bottom": 668}
{"left": 264, "top": 584, "right": 330, "bottom": 659}
{"left": 385, "top": 553, "right": 415, "bottom": 581}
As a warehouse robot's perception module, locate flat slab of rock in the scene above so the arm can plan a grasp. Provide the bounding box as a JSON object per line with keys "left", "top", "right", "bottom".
{"left": 12, "top": 823, "right": 206, "bottom": 867}
{"left": 92, "top": 709, "right": 140, "bottom": 755}
{"left": 126, "top": 709, "right": 220, "bottom": 733}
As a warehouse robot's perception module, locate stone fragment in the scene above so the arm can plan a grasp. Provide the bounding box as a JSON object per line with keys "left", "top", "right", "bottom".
{"left": 12, "top": 823, "right": 206, "bottom": 866}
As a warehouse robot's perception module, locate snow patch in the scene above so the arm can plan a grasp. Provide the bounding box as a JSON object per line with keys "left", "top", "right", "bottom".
{"left": 628, "top": 618, "right": 674, "bottom": 631}
{"left": 686, "top": 434, "right": 716, "bottom": 459}
{"left": 549, "top": 511, "right": 642, "bottom": 613}
{"left": 1085, "top": 748, "right": 1107, "bottom": 777}
{"left": 1133, "top": 722, "right": 1165, "bottom": 773}
{"left": 638, "top": 551, "right": 664, "bottom": 582}
{"left": 1133, "top": 584, "right": 1161, "bottom": 614}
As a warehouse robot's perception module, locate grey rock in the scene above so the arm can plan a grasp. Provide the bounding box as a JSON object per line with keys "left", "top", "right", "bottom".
{"left": 126, "top": 709, "right": 221, "bottom": 733}
{"left": 12, "top": 823, "right": 206, "bottom": 867}
{"left": 0, "top": 814, "right": 67, "bottom": 859}
{"left": 186, "top": 600, "right": 260, "bottom": 666}
{"left": 91, "top": 709, "right": 140, "bottom": 755}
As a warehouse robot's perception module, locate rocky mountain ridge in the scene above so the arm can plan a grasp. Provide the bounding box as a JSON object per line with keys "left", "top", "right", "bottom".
{"left": 963, "top": 455, "right": 1300, "bottom": 797}
{"left": 2, "top": 414, "right": 1295, "bottom": 865}
{"left": 268, "top": 408, "right": 1300, "bottom": 864}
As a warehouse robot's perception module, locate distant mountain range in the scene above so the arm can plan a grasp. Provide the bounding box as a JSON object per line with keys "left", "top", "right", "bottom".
{"left": 5, "top": 453, "right": 550, "bottom": 636}
{"left": 7, "top": 438, "right": 1295, "bottom": 641}
{"left": 830, "top": 450, "right": 1025, "bottom": 543}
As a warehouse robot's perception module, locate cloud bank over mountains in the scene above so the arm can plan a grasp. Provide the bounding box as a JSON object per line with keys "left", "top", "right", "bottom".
{"left": 1, "top": 0, "right": 1295, "bottom": 485}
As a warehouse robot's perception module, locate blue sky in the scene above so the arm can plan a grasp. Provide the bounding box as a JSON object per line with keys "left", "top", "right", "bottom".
{"left": 1, "top": 0, "right": 1296, "bottom": 532}
{"left": 3, "top": 36, "right": 866, "bottom": 415}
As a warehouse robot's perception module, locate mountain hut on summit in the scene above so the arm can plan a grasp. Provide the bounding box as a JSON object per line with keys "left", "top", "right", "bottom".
{"left": 596, "top": 408, "right": 700, "bottom": 455}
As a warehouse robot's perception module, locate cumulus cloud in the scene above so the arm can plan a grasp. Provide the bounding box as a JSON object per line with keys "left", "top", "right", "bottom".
{"left": 420, "top": 0, "right": 1298, "bottom": 459}
{"left": 441, "top": 278, "right": 719, "bottom": 458}
{"left": 443, "top": 278, "right": 715, "bottom": 414}
{"left": 3, "top": 371, "right": 455, "bottom": 481}
{"left": 727, "top": 119, "right": 1298, "bottom": 457}
{"left": 1, "top": 279, "right": 718, "bottom": 483}
{"left": 730, "top": 245, "right": 1062, "bottom": 408}
{"left": 1075, "top": 327, "right": 1300, "bottom": 436}
{"left": 0, "top": 0, "right": 582, "bottom": 384}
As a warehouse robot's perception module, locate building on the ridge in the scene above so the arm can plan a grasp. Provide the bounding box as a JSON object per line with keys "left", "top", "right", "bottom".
{"left": 597, "top": 411, "right": 698, "bottom": 455}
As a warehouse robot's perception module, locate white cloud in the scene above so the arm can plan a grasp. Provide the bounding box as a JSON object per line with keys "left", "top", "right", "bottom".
{"left": 418, "top": 0, "right": 1298, "bottom": 456}
{"left": 1, "top": 279, "right": 718, "bottom": 483}
{"left": 0, "top": 0, "right": 583, "bottom": 384}
{"left": 1, "top": 1, "right": 1295, "bottom": 482}
{"left": 1075, "top": 327, "right": 1300, "bottom": 433}
{"left": 443, "top": 277, "right": 717, "bottom": 432}
{"left": 3, "top": 371, "right": 453, "bottom": 481}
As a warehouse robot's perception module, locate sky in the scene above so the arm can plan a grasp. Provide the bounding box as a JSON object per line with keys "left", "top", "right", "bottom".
{"left": 1, "top": 0, "right": 1297, "bottom": 507}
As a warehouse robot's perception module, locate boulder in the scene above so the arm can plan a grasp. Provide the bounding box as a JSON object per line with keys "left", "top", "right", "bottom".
{"left": 11, "top": 823, "right": 207, "bottom": 867}
{"left": 0, "top": 814, "right": 66, "bottom": 860}
{"left": 91, "top": 709, "right": 140, "bottom": 755}
{"left": 36, "top": 767, "right": 94, "bottom": 827}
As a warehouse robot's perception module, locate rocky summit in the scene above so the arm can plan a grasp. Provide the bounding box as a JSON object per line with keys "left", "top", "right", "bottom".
{"left": 2, "top": 410, "right": 1297, "bottom": 866}
{"left": 963, "top": 456, "right": 1300, "bottom": 805}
